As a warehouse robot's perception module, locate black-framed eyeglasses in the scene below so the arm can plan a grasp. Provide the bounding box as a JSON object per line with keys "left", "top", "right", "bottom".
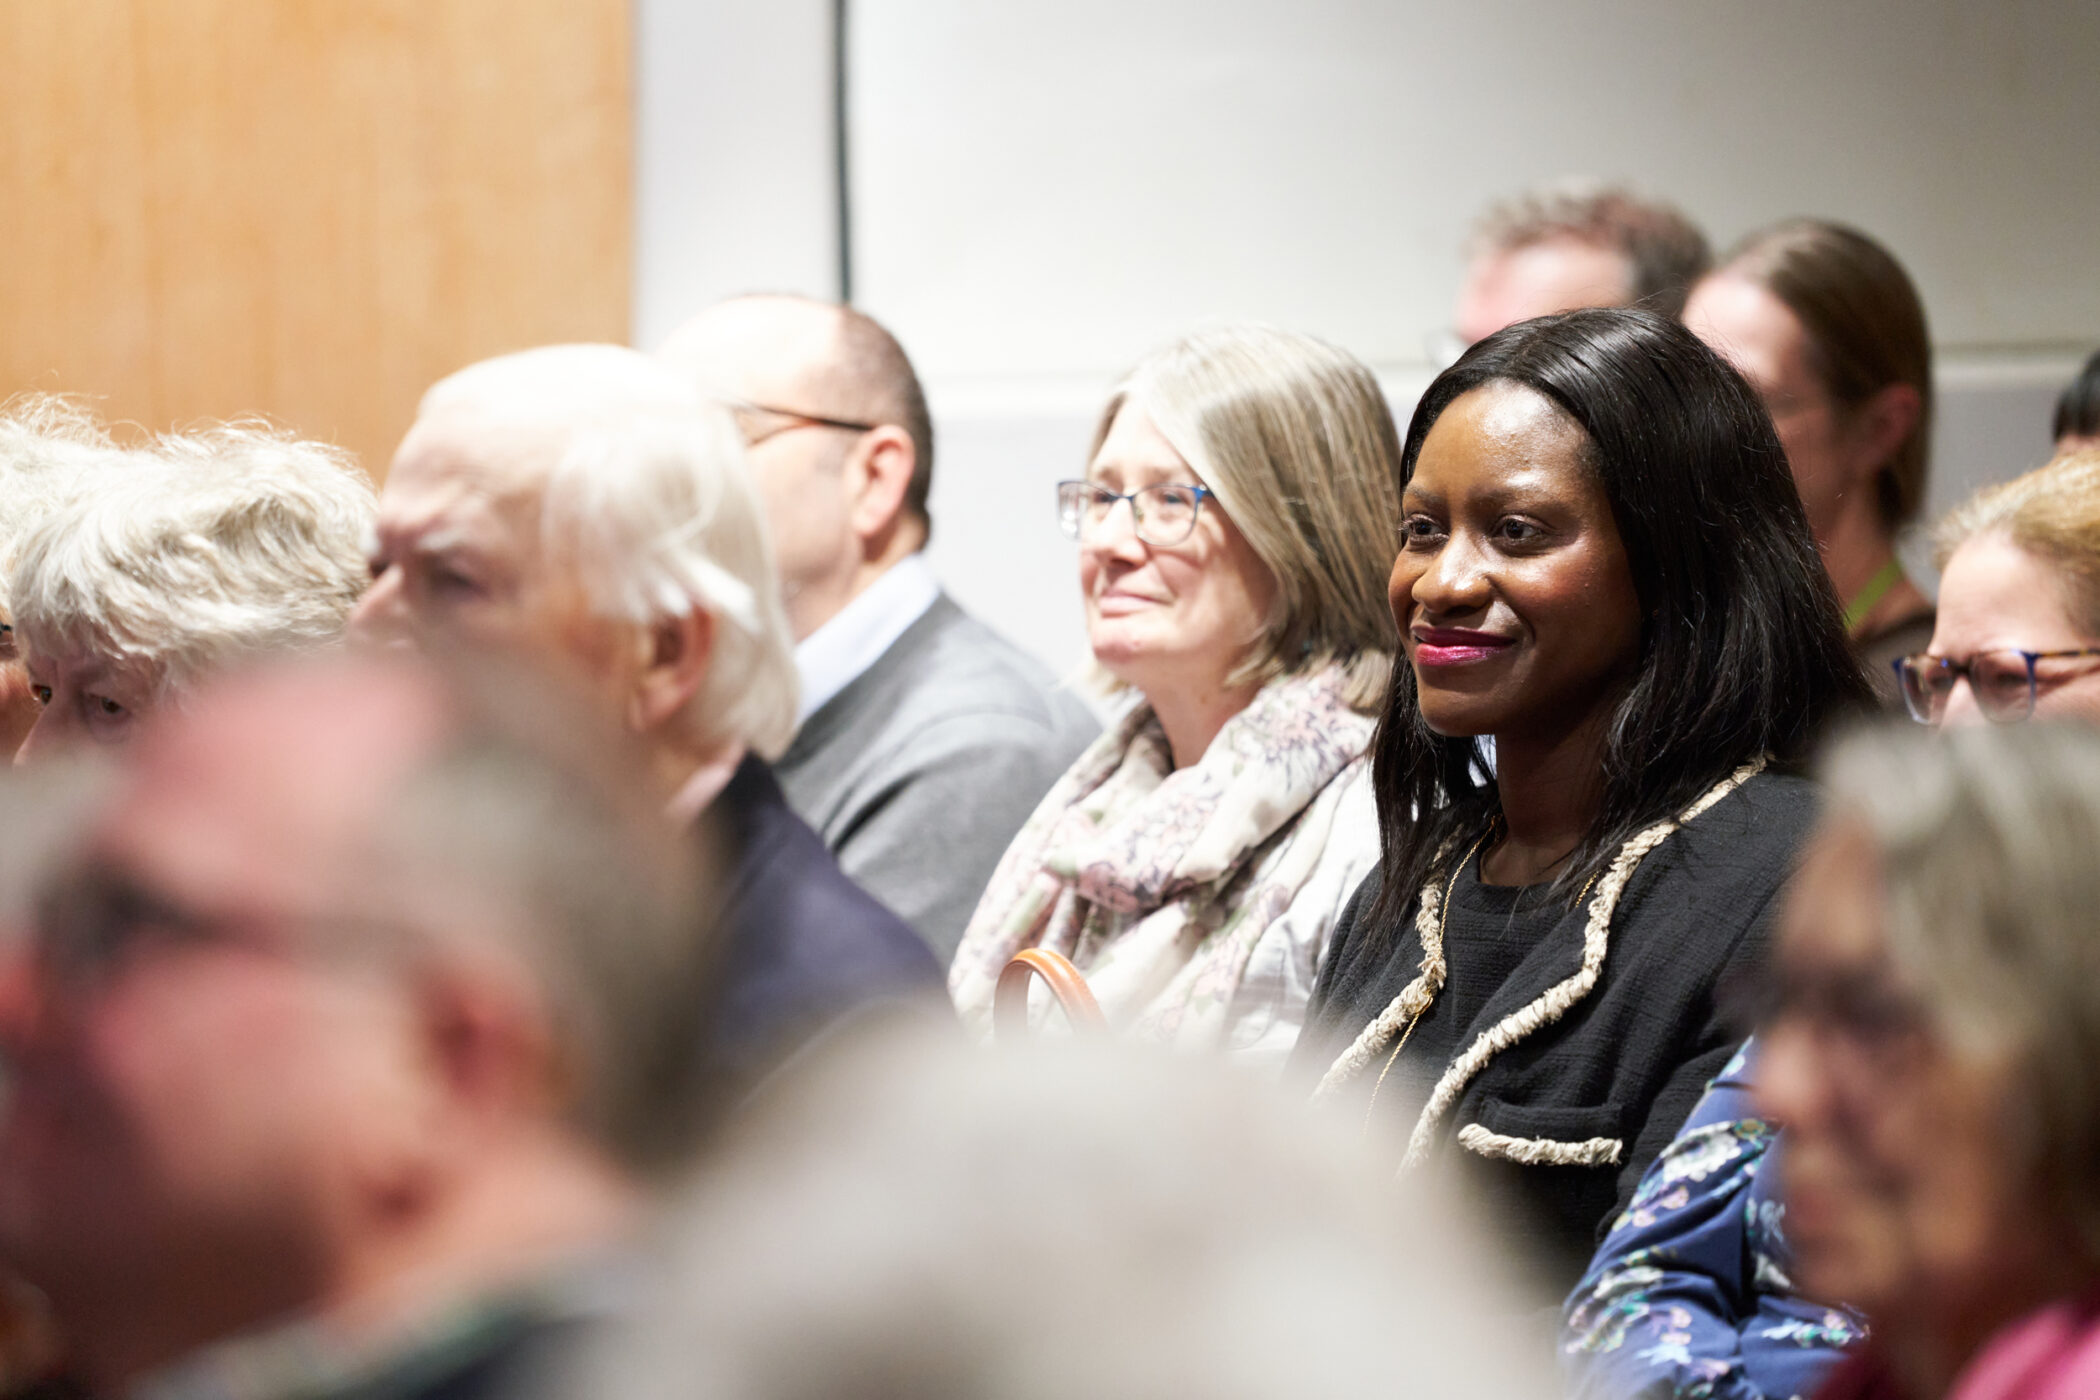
{"left": 1893, "top": 647, "right": 2100, "bottom": 725}
{"left": 30, "top": 860, "right": 393, "bottom": 994}
{"left": 1056, "top": 480, "right": 1213, "bottom": 548}
{"left": 718, "top": 398, "right": 880, "bottom": 447}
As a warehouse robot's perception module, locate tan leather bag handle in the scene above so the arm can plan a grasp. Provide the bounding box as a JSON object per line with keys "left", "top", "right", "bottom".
{"left": 994, "top": 948, "right": 1108, "bottom": 1041}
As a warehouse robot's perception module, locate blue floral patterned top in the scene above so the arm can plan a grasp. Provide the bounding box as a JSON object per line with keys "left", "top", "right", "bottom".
{"left": 1560, "top": 1039, "right": 1865, "bottom": 1400}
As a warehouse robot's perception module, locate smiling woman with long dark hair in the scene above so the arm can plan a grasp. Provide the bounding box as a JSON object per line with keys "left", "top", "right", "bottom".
{"left": 1289, "top": 308, "right": 1871, "bottom": 1289}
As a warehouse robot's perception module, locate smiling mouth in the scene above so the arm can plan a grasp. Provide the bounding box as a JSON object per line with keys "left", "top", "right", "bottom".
{"left": 1412, "top": 627, "right": 1516, "bottom": 667}
{"left": 1095, "top": 592, "right": 1164, "bottom": 616}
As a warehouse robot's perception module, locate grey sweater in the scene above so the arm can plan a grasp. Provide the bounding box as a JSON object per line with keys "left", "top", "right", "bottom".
{"left": 774, "top": 593, "right": 1099, "bottom": 965}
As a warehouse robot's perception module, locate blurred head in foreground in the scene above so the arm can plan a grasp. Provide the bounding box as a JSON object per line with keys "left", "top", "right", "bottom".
{"left": 0, "top": 396, "right": 128, "bottom": 756}
{"left": 354, "top": 345, "right": 798, "bottom": 810}
{"left": 0, "top": 653, "right": 720, "bottom": 1392}
{"left": 10, "top": 423, "right": 374, "bottom": 760}
{"left": 576, "top": 1026, "right": 1553, "bottom": 1400}
{"left": 1452, "top": 179, "right": 1711, "bottom": 349}
{"left": 1759, "top": 722, "right": 2100, "bottom": 1398}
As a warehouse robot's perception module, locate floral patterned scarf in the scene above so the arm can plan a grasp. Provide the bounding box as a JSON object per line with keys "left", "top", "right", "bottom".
{"left": 949, "top": 664, "right": 1374, "bottom": 1046}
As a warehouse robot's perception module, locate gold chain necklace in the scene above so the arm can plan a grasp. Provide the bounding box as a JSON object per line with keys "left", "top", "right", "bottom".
{"left": 1361, "top": 826, "right": 1601, "bottom": 1133}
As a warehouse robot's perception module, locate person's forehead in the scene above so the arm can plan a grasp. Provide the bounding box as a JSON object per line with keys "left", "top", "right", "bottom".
{"left": 21, "top": 642, "right": 125, "bottom": 687}
{"left": 1088, "top": 402, "right": 1192, "bottom": 483}
{"left": 1933, "top": 534, "right": 2082, "bottom": 651}
{"left": 662, "top": 299, "right": 845, "bottom": 405}
{"left": 381, "top": 412, "right": 553, "bottom": 539}
{"left": 1489, "top": 237, "right": 1632, "bottom": 310}
{"left": 1413, "top": 382, "right": 1585, "bottom": 477}
{"left": 1687, "top": 275, "right": 1809, "bottom": 393}
{"left": 92, "top": 670, "right": 447, "bottom": 915}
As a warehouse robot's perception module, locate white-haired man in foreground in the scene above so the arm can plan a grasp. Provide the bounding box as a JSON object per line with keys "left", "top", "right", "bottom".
{"left": 10, "top": 423, "right": 375, "bottom": 760}
{"left": 353, "top": 345, "right": 940, "bottom": 1085}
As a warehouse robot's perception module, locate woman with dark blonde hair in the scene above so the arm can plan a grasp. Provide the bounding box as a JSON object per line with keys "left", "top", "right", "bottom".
{"left": 1899, "top": 447, "right": 2100, "bottom": 726}
{"left": 949, "top": 325, "right": 1402, "bottom": 1067}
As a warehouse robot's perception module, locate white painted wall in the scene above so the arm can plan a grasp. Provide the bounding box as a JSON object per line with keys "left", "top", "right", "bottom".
{"left": 632, "top": 0, "right": 839, "bottom": 349}
{"left": 636, "top": 0, "right": 2099, "bottom": 675}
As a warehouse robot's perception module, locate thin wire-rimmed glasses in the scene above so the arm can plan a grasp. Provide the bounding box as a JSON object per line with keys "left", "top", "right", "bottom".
{"left": 717, "top": 397, "right": 879, "bottom": 447}
{"left": 1893, "top": 647, "right": 2100, "bottom": 724}
{"left": 1056, "top": 480, "right": 1213, "bottom": 547}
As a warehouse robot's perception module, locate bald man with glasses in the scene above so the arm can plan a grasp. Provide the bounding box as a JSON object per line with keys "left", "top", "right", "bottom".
{"left": 661, "top": 297, "right": 1096, "bottom": 964}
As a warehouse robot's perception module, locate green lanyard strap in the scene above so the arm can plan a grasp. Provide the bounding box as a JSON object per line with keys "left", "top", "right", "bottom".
{"left": 1843, "top": 558, "right": 1904, "bottom": 633}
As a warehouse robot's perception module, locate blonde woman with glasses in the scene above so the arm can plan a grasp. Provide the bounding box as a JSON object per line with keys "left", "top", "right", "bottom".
{"left": 1896, "top": 448, "right": 2100, "bottom": 727}
{"left": 948, "top": 326, "right": 1401, "bottom": 1068}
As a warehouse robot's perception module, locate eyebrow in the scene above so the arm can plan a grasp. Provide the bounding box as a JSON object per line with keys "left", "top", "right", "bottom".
{"left": 409, "top": 524, "right": 483, "bottom": 556}
{"left": 1406, "top": 468, "right": 1574, "bottom": 502}
{"left": 369, "top": 511, "right": 487, "bottom": 561}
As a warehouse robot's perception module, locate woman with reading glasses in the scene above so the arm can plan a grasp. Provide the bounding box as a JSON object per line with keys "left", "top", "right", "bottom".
{"left": 948, "top": 326, "right": 1402, "bottom": 1068}
{"left": 1899, "top": 448, "right": 2100, "bottom": 727}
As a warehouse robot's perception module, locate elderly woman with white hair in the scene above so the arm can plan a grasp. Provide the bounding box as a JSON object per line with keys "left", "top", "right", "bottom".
{"left": 949, "top": 325, "right": 1401, "bottom": 1066}
{"left": 12, "top": 422, "right": 374, "bottom": 760}
{"left": 354, "top": 344, "right": 940, "bottom": 1086}
{"left": 0, "top": 396, "right": 127, "bottom": 756}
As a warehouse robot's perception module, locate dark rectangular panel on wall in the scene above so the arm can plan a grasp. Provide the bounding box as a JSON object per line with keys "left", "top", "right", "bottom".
{"left": 0, "top": 0, "right": 632, "bottom": 477}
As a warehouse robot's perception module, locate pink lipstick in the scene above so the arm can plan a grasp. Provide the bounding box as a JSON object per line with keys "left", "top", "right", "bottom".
{"left": 1412, "top": 626, "right": 1515, "bottom": 667}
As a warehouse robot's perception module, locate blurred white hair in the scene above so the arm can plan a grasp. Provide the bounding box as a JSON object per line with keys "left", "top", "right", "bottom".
{"left": 0, "top": 396, "right": 127, "bottom": 615}
{"left": 418, "top": 345, "right": 798, "bottom": 760}
{"left": 9, "top": 423, "right": 375, "bottom": 697}
{"left": 569, "top": 1026, "right": 1554, "bottom": 1400}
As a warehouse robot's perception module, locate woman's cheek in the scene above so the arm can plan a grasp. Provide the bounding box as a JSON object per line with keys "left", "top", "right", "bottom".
{"left": 1387, "top": 557, "right": 1419, "bottom": 631}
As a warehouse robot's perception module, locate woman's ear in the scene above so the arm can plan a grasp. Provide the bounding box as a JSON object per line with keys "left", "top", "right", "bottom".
{"left": 628, "top": 608, "right": 715, "bottom": 735}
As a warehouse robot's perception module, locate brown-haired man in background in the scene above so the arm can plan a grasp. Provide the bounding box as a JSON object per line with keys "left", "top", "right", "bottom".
{"left": 1452, "top": 178, "right": 1712, "bottom": 348}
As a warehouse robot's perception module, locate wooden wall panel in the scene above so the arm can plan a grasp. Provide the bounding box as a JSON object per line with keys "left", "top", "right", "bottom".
{"left": 0, "top": 0, "right": 631, "bottom": 478}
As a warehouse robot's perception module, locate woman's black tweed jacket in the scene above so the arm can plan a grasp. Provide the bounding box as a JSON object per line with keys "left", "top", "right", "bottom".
{"left": 1290, "top": 770, "right": 1817, "bottom": 1291}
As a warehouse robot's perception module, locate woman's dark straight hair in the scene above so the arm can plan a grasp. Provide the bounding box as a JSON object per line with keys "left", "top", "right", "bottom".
{"left": 1365, "top": 307, "right": 1874, "bottom": 940}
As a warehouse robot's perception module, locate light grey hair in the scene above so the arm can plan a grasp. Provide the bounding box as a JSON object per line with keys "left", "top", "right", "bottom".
{"left": 1091, "top": 324, "right": 1402, "bottom": 712}
{"left": 1822, "top": 720, "right": 2100, "bottom": 1266}
{"left": 9, "top": 423, "right": 374, "bottom": 698}
{"left": 570, "top": 1025, "right": 1554, "bottom": 1400}
{"left": 419, "top": 345, "right": 799, "bottom": 761}
{"left": 0, "top": 395, "right": 128, "bottom": 616}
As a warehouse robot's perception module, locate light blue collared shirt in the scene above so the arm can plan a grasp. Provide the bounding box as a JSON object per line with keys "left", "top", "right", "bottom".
{"left": 792, "top": 553, "right": 942, "bottom": 725}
